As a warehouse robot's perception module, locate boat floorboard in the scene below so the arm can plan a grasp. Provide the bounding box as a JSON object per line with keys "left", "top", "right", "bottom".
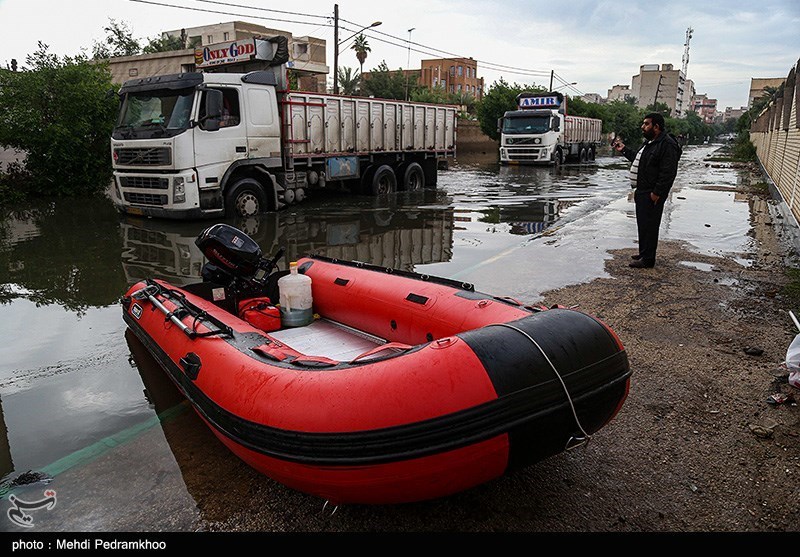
{"left": 268, "top": 319, "right": 385, "bottom": 361}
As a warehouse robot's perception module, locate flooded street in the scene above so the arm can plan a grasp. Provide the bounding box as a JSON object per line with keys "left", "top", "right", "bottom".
{"left": 0, "top": 145, "right": 780, "bottom": 532}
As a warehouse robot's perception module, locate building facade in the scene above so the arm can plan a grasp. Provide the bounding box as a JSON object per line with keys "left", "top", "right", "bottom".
{"left": 691, "top": 93, "right": 718, "bottom": 124}
{"left": 631, "top": 63, "right": 687, "bottom": 117}
{"left": 419, "top": 58, "right": 484, "bottom": 99}
{"left": 607, "top": 84, "right": 632, "bottom": 103}
{"left": 748, "top": 77, "right": 786, "bottom": 108}
{"left": 107, "top": 21, "right": 328, "bottom": 92}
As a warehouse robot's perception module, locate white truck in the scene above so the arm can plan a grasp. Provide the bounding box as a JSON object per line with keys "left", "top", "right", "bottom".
{"left": 498, "top": 91, "right": 602, "bottom": 165}
{"left": 110, "top": 37, "right": 457, "bottom": 219}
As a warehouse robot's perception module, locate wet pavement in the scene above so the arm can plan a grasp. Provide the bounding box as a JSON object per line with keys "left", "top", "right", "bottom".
{"left": 0, "top": 144, "right": 784, "bottom": 532}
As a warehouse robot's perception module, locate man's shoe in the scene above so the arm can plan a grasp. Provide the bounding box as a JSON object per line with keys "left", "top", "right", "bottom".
{"left": 631, "top": 254, "right": 642, "bottom": 260}
{"left": 629, "top": 259, "right": 655, "bottom": 268}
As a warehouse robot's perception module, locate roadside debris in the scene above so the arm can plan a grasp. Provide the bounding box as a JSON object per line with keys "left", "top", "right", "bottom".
{"left": 744, "top": 346, "right": 764, "bottom": 356}
{"left": 749, "top": 422, "right": 778, "bottom": 438}
{"left": 766, "top": 392, "right": 795, "bottom": 405}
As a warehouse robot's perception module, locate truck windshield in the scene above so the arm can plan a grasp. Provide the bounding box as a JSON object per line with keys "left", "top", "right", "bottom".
{"left": 502, "top": 116, "right": 551, "bottom": 134}
{"left": 115, "top": 88, "right": 195, "bottom": 138}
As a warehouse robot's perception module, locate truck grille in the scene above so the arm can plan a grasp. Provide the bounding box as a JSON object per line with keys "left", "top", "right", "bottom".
{"left": 119, "top": 176, "right": 169, "bottom": 190}
{"left": 124, "top": 192, "right": 168, "bottom": 206}
{"left": 115, "top": 147, "right": 171, "bottom": 166}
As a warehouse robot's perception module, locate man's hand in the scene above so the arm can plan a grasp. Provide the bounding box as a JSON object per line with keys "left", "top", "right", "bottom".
{"left": 650, "top": 192, "right": 660, "bottom": 203}
{"left": 612, "top": 140, "right": 625, "bottom": 152}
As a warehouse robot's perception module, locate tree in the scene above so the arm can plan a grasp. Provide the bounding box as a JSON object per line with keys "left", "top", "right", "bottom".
{"left": 351, "top": 34, "right": 371, "bottom": 74}
{"left": 337, "top": 66, "right": 361, "bottom": 95}
{"left": 143, "top": 34, "right": 188, "bottom": 54}
{"left": 0, "top": 42, "right": 119, "bottom": 200}
{"left": 92, "top": 19, "right": 140, "bottom": 59}
{"left": 475, "top": 78, "right": 536, "bottom": 140}
{"left": 360, "top": 61, "right": 414, "bottom": 100}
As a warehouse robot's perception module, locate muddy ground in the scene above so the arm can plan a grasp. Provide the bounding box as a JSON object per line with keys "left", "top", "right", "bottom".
{"left": 189, "top": 166, "right": 800, "bottom": 534}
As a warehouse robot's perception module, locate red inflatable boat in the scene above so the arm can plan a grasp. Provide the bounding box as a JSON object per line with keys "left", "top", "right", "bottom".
{"left": 122, "top": 224, "right": 630, "bottom": 504}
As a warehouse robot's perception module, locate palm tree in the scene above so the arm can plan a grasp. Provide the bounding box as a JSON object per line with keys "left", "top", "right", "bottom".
{"left": 337, "top": 67, "right": 361, "bottom": 96}
{"left": 351, "top": 34, "right": 371, "bottom": 74}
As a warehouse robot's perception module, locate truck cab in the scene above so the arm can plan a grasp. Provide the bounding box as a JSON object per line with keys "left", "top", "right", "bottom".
{"left": 111, "top": 71, "right": 283, "bottom": 219}
{"left": 498, "top": 91, "right": 600, "bottom": 166}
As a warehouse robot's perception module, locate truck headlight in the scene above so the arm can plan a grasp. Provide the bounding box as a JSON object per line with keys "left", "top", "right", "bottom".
{"left": 173, "top": 177, "right": 185, "bottom": 203}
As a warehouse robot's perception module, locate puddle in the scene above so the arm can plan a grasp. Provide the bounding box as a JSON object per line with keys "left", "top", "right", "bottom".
{"left": 680, "top": 261, "right": 716, "bottom": 272}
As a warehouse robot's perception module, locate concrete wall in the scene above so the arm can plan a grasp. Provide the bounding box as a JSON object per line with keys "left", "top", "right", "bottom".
{"left": 751, "top": 58, "right": 800, "bottom": 226}
{"left": 456, "top": 119, "right": 498, "bottom": 154}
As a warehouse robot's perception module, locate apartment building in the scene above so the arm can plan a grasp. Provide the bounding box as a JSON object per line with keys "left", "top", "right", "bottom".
{"left": 631, "top": 63, "right": 687, "bottom": 117}
{"left": 419, "top": 57, "right": 484, "bottom": 99}
{"left": 691, "top": 93, "right": 718, "bottom": 124}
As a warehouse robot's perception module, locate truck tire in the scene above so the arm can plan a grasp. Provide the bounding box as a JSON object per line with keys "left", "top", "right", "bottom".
{"left": 225, "top": 178, "right": 267, "bottom": 218}
{"left": 371, "top": 165, "right": 397, "bottom": 195}
{"left": 401, "top": 162, "right": 425, "bottom": 191}
{"left": 579, "top": 148, "right": 587, "bottom": 163}
{"left": 554, "top": 148, "right": 563, "bottom": 167}
{"left": 588, "top": 146, "right": 596, "bottom": 161}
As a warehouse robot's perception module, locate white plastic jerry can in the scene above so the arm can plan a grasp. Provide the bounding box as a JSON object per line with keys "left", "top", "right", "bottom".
{"left": 277, "top": 261, "right": 313, "bottom": 327}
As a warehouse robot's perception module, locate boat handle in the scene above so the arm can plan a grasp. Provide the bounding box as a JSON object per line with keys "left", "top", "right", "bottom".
{"left": 132, "top": 285, "right": 199, "bottom": 338}
{"left": 349, "top": 342, "right": 413, "bottom": 363}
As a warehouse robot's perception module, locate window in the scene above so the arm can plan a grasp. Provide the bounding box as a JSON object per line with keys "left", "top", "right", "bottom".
{"left": 128, "top": 68, "right": 138, "bottom": 77}
{"left": 199, "top": 88, "right": 241, "bottom": 129}
{"left": 450, "top": 66, "right": 455, "bottom": 76}
{"left": 207, "top": 35, "right": 213, "bottom": 43}
{"left": 458, "top": 66, "right": 463, "bottom": 76}
{"left": 294, "top": 43, "right": 309, "bottom": 58}
{"left": 433, "top": 77, "right": 438, "bottom": 86}
{"left": 458, "top": 84, "right": 462, "bottom": 92}
{"left": 223, "top": 32, "right": 229, "bottom": 41}
{"left": 441, "top": 80, "right": 446, "bottom": 89}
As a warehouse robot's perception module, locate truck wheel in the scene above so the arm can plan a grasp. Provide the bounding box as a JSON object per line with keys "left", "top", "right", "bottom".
{"left": 371, "top": 165, "right": 397, "bottom": 195}
{"left": 579, "top": 148, "right": 587, "bottom": 163}
{"left": 402, "top": 162, "right": 425, "bottom": 191}
{"left": 225, "top": 178, "right": 267, "bottom": 218}
{"left": 588, "top": 146, "right": 596, "bottom": 161}
{"left": 554, "top": 148, "right": 563, "bottom": 166}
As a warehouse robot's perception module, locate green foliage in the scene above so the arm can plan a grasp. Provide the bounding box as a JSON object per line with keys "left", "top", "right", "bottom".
{"left": 142, "top": 34, "right": 187, "bottom": 54}
{"left": 360, "top": 61, "right": 416, "bottom": 100}
{"left": 92, "top": 19, "right": 141, "bottom": 59}
{"left": 601, "top": 100, "right": 646, "bottom": 148}
{"left": 475, "top": 78, "right": 538, "bottom": 141}
{"left": 0, "top": 42, "right": 119, "bottom": 200}
{"left": 411, "top": 85, "right": 452, "bottom": 104}
{"left": 644, "top": 101, "right": 671, "bottom": 118}
{"left": 337, "top": 66, "right": 361, "bottom": 95}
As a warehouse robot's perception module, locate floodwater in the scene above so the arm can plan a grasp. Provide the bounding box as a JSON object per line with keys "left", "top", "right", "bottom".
{"left": 0, "top": 145, "right": 770, "bottom": 531}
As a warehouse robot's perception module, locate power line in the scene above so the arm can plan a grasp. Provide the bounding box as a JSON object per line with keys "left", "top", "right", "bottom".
{"left": 127, "top": 0, "right": 580, "bottom": 90}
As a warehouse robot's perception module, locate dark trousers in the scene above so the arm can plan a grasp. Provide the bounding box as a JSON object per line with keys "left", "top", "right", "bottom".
{"left": 634, "top": 190, "right": 665, "bottom": 263}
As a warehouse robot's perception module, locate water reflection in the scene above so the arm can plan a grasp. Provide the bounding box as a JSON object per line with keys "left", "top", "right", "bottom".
{"left": 121, "top": 193, "right": 456, "bottom": 285}
{"left": 0, "top": 197, "right": 126, "bottom": 311}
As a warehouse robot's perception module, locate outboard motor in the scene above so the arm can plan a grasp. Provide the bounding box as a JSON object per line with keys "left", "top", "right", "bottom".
{"left": 195, "top": 224, "right": 284, "bottom": 304}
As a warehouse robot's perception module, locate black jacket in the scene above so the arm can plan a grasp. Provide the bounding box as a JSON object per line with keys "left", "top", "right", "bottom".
{"left": 622, "top": 132, "right": 682, "bottom": 197}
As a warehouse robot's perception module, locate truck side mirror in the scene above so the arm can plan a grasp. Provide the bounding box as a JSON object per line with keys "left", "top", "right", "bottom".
{"left": 203, "top": 89, "right": 223, "bottom": 132}
{"left": 497, "top": 118, "right": 503, "bottom": 134}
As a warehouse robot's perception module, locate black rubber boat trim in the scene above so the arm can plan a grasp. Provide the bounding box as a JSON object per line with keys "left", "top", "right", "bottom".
{"left": 124, "top": 312, "right": 630, "bottom": 466}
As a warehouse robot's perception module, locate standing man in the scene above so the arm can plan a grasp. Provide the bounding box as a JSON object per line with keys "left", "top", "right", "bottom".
{"left": 613, "top": 113, "right": 682, "bottom": 268}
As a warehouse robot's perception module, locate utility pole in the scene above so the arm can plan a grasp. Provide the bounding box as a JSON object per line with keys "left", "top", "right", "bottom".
{"left": 333, "top": 4, "right": 339, "bottom": 94}
{"left": 405, "top": 28, "right": 415, "bottom": 101}
{"left": 549, "top": 70, "right": 553, "bottom": 92}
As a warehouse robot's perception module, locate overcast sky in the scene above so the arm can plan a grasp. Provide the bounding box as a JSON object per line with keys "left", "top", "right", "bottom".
{"left": 1, "top": 0, "right": 798, "bottom": 109}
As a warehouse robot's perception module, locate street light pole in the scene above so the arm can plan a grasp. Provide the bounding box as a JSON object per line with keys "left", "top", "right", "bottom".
{"left": 405, "top": 27, "right": 415, "bottom": 101}
{"left": 332, "top": 6, "right": 381, "bottom": 95}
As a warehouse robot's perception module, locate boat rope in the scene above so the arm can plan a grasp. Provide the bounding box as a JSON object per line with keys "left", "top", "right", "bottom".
{"left": 488, "top": 323, "right": 591, "bottom": 450}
